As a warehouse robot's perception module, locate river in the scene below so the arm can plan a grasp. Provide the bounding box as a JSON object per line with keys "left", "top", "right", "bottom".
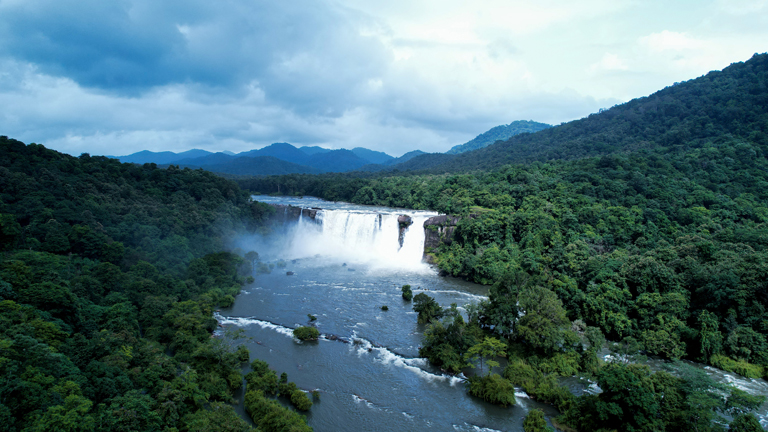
{"left": 218, "top": 195, "right": 768, "bottom": 431}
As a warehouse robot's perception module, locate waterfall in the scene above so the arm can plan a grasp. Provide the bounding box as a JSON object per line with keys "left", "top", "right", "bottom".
{"left": 283, "top": 208, "right": 434, "bottom": 270}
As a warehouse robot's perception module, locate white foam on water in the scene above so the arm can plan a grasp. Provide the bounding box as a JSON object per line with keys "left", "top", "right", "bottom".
{"left": 279, "top": 208, "right": 437, "bottom": 272}
{"left": 452, "top": 423, "right": 505, "bottom": 432}
{"left": 350, "top": 334, "right": 464, "bottom": 386}
{"left": 214, "top": 313, "right": 295, "bottom": 338}
{"left": 352, "top": 394, "right": 378, "bottom": 410}
{"left": 419, "top": 290, "right": 488, "bottom": 302}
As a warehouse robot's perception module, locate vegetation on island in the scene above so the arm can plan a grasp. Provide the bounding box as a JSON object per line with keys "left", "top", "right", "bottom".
{"left": 293, "top": 326, "right": 320, "bottom": 341}
{"left": 0, "top": 137, "right": 312, "bottom": 431}
{"left": 401, "top": 284, "right": 413, "bottom": 301}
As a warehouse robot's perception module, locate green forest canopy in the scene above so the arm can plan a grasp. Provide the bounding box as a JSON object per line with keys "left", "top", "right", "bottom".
{"left": 0, "top": 137, "right": 311, "bottom": 432}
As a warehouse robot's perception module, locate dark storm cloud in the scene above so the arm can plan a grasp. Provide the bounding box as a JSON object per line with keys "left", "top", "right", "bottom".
{"left": 0, "top": 0, "right": 390, "bottom": 114}
{"left": 4, "top": 0, "right": 746, "bottom": 157}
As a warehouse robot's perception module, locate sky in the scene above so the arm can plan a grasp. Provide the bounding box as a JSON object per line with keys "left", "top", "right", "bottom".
{"left": 0, "top": 0, "right": 766, "bottom": 157}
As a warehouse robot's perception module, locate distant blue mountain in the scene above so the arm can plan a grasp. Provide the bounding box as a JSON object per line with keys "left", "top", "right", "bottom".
{"left": 239, "top": 143, "right": 311, "bottom": 165}
{"left": 180, "top": 155, "right": 319, "bottom": 176}
{"left": 298, "top": 146, "right": 332, "bottom": 155}
{"left": 351, "top": 147, "right": 394, "bottom": 164}
{"left": 114, "top": 149, "right": 212, "bottom": 164}
{"left": 114, "top": 143, "right": 398, "bottom": 175}
{"left": 175, "top": 152, "right": 236, "bottom": 166}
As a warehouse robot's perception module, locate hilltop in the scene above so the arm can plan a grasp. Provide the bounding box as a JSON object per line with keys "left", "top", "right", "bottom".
{"left": 446, "top": 120, "right": 552, "bottom": 155}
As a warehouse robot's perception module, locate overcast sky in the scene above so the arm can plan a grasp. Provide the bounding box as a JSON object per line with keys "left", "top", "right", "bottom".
{"left": 0, "top": 0, "right": 766, "bottom": 157}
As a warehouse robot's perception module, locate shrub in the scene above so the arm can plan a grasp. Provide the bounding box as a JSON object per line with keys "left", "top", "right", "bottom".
{"left": 290, "top": 390, "right": 313, "bottom": 411}
{"left": 235, "top": 345, "right": 250, "bottom": 363}
{"left": 245, "top": 370, "right": 279, "bottom": 395}
{"left": 524, "top": 409, "right": 554, "bottom": 432}
{"left": 293, "top": 326, "right": 320, "bottom": 341}
{"left": 413, "top": 293, "right": 443, "bottom": 324}
{"left": 710, "top": 354, "right": 765, "bottom": 379}
{"left": 504, "top": 359, "right": 540, "bottom": 386}
{"left": 250, "top": 359, "right": 271, "bottom": 376}
{"left": 538, "top": 352, "right": 581, "bottom": 377}
{"left": 401, "top": 284, "right": 413, "bottom": 301}
{"left": 244, "top": 390, "right": 312, "bottom": 432}
{"left": 381, "top": 305, "right": 388, "bottom": 311}
{"left": 467, "top": 373, "right": 516, "bottom": 407}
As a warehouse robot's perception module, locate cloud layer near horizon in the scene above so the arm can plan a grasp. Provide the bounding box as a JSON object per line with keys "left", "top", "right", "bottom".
{"left": 0, "top": 0, "right": 766, "bottom": 156}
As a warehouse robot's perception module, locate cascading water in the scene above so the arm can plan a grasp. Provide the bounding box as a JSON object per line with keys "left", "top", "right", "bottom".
{"left": 281, "top": 205, "right": 436, "bottom": 271}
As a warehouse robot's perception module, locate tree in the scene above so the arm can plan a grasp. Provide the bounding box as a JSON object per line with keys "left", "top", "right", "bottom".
{"left": 401, "top": 284, "right": 413, "bottom": 301}
{"left": 183, "top": 402, "right": 255, "bottom": 432}
{"left": 592, "top": 363, "right": 662, "bottom": 432}
{"left": 293, "top": 326, "right": 319, "bottom": 341}
{"left": 523, "top": 409, "right": 554, "bottom": 432}
{"left": 464, "top": 337, "right": 506, "bottom": 376}
{"left": 244, "top": 251, "right": 260, "bottom": 274}
{"left": 697, "top": 310, "right": 723, "bottom": 362}
{"left": 0, "top": 214, "right": 21, "bottom": 250}
{"left": 413, "top": 293, "right": 443, "bottom": 324}
{"left": 729, "top": 413, "right": 764, "bottom": 432}
{"left": 467, "top": 373, "right": 516, "bottom": 407}
{"left": 516, "top": 286, "right": 577, "bottom": 354}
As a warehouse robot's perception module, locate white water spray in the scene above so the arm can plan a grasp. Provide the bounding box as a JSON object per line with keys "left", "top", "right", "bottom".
{"left": 284, "top": 208, "right": 436, "bottom": 271}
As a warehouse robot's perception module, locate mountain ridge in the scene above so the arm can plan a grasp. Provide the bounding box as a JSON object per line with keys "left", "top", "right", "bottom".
{"left": 446, "top": 120, "right": 552, "bottom": 155}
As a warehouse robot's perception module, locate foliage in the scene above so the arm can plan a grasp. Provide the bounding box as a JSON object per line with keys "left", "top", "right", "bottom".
{"left": 447, "top": 120, "right": 552, "bottom": 155}
{"left": 293, "top": 326, "right": 320, "bottom": 341}
{"left": 466, "top": 373, "right": 516, "bottom": 407}
{"left": 412, "top": 293, "right": 443, "bottom": 324}
{"left": 244, "top": 390, "right": 311, "bottom": 432}
{"left": 464, "top": 337, "right": 506, "bottom": 375}
{"left": 729, "top": 413, "right": 764, "bottom": 432}
{"left": 0, "top": 138, "right": 293, "bottom": 431}
{"left": 418, "top": 305, "right": 482, "bottom": 374}
{"left": 401, "top": 284, "right": 413, "bottom": 301}
{"left": 523, "top": 409, "right": 554, "bottom": 432}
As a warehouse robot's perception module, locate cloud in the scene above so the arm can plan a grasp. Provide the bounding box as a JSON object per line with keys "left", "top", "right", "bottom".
{"left": 640, "top": 31, "right": 704, "bottom": 53}
{"left": 0, "top": 0, "right": 765, "bottom": 158}
{"left": 589, "top": 53, "right": 630, "bottom": 72}
{"left": 716, "top": 0, "right": 767, "bottom": 15}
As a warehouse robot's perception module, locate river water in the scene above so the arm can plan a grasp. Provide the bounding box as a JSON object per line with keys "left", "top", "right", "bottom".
{"left": 219, "top": 196, "right": 768, "bottom": 431}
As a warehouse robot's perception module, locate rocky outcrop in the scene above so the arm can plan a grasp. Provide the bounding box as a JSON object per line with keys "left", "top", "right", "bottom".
{"left": 269, "top": 204, "right": 319, "bottom": 223}
{"left": 423, "top": 215, "right": 460, "bottom": 257}
{"left": 397, "top": 215, "right": 413, "bottom": 247}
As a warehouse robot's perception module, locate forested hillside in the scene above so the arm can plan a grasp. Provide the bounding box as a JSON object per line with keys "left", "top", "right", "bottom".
{"left": 240, "top": 54, "right": 768, "bottom": 430}
{"left": 391, "top": 53, "right": 768, "bottom": 173}
{"left": 0, "top": 137, "right": 312, "bottom": 432}
{"left": 446, "top": 120, "right": 552, "bottom": 154}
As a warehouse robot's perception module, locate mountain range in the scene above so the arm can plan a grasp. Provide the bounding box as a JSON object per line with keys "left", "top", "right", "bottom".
{"left": 112, "top": 143, "right": 398, "bottom": 175}
{"left": 111, "top": 120, "right": 553, "bottom": 175}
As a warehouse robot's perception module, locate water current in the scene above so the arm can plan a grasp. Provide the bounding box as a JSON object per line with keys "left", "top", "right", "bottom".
{"left": 218, "top": 196, "right": 768, "bottom": 431}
